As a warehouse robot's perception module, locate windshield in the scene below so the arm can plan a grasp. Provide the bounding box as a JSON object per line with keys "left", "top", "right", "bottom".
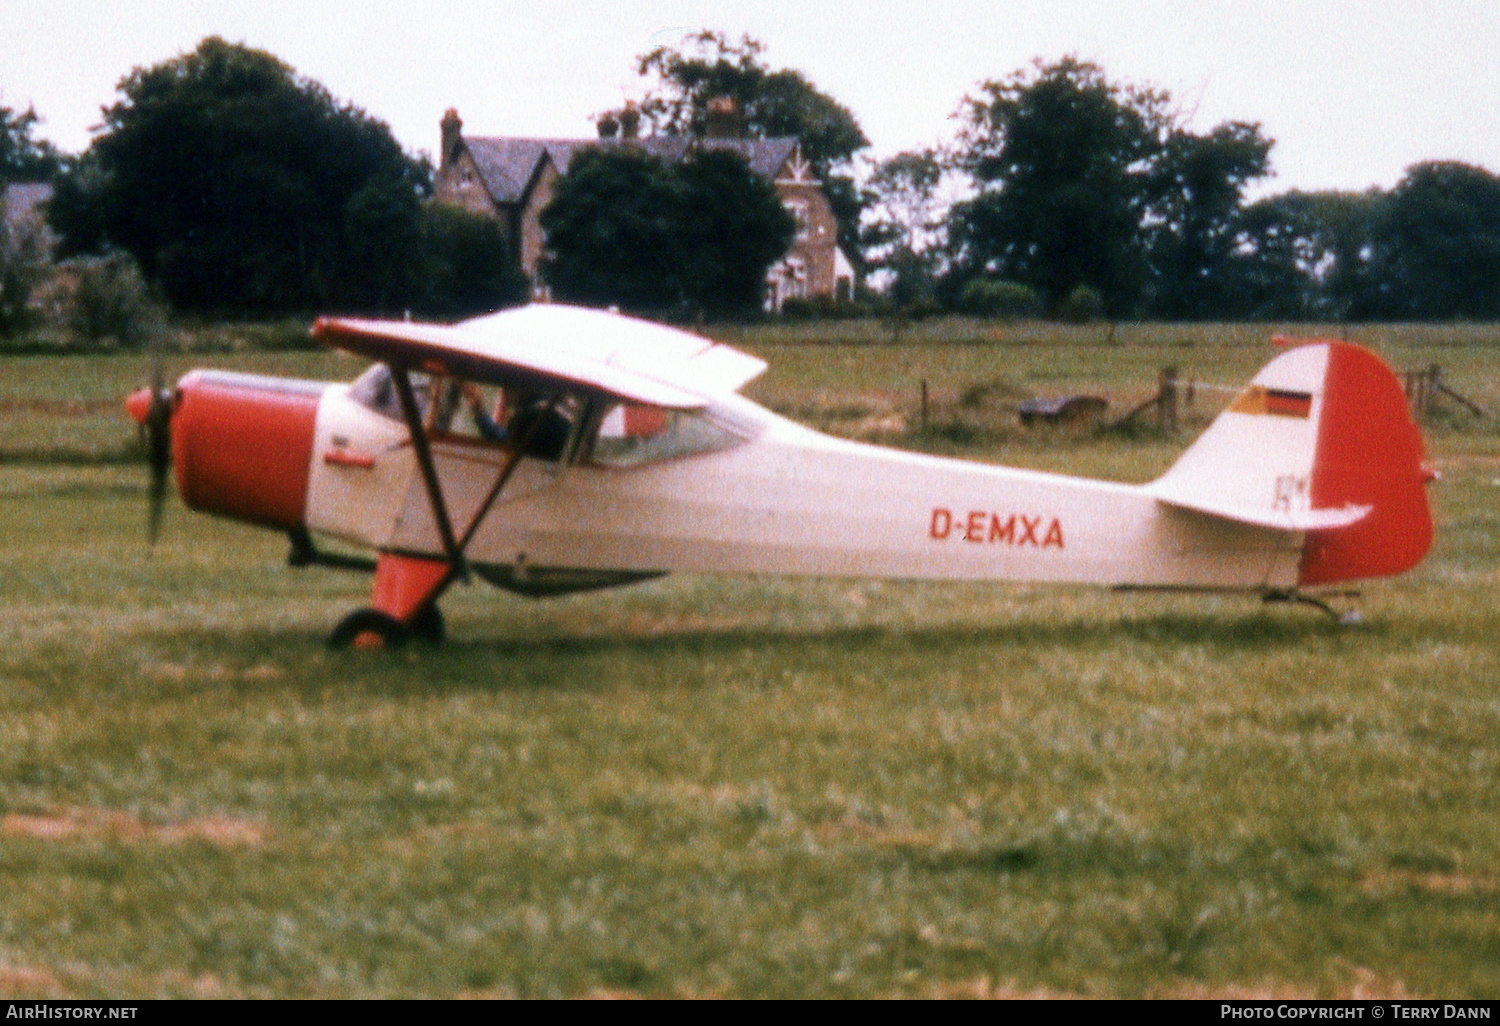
{"left": 348, "top": 363, "right": 405, "bottom": 421}
{"left": 589, "top": 402, "right": 747, "bottom": 468}
{"left": 349, "top": 366, "right": 744, "bottom": 467}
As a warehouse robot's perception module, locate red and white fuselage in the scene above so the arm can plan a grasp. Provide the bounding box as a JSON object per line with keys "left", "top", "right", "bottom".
{"left": 305, "top": 384, "right": 1300, "bottom": 590}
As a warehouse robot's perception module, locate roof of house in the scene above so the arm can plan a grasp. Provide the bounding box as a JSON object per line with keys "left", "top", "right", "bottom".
{"left": 460, "top": 136, "right": 801, "bottom": 206}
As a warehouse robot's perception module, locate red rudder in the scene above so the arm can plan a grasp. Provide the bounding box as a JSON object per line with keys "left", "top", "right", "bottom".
{"left": 1298, "top": 342, "right": 1433, "bottom": 587}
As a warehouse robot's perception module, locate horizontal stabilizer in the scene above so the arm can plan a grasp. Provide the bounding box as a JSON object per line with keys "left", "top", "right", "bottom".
{"left": 1147, "top": 490, "right": 1371, "bottom": 532}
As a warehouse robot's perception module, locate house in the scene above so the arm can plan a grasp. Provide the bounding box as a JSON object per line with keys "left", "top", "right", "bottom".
{"left": 432, "top": 108, "right": 855, "bottom": 310}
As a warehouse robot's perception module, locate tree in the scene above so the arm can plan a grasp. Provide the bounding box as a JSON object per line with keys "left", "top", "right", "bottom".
{"left": 676, "top": 149, "right": 798, "bottom": 317}
{"left": 1228, "top": 189, "right": 1383, "bottom": 320}
{"left": 0, "top": 103, "right": 62, "bottom": 184}
{"left": 539, "top": 149, "right": 690, "bottom": 313}
{"left": 863, "top": 149, "right": 946, "bottom": 306}
{"left": 47, "top": 37, "right": 428, "bottom": 314}
{"left": 1365, "top": 162, "right": 1500, "bottom": 319}
{"left": 948, "top": 58, "right": 1168, "bottom": 316}
{"left": 1219, "top": 192, "right": 1324, "bottom": 319}
{"left": 604, "top": 32, "right": 867, "bottom": 170}
{"left": 596, "top": 31, "right": 868, "bottom": 259}
{"left": 539, "top": 147, "right": 793, "bottom": 318}
{"left": 412, "top": 203, "right": 530, "bottom": 318}
{"left": 342, "top": 174, "right": 423, "bottom": 311}
{"left": 1310, "top": 190, "right": 1385, "bottom": 319}
{"left": 45, "top": 152, "right": 109, "bottom": 256}
{"left": 1144, "top": 122, "right": 1273, "bottom": 318}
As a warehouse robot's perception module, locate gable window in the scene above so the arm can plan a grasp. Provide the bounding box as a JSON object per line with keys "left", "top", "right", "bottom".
{"left": 785, "top": 198, "right": 811, "bottom": 240}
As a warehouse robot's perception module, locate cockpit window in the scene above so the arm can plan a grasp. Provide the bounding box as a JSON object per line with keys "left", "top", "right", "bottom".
{"left": 347, "top": 364, "right": 517, "bottom": 445}
{"left": 590, "top": 402, "right": 746, "bottom": 468}
{"left": 350, "top": 366, "right": 738, "bottom": 468}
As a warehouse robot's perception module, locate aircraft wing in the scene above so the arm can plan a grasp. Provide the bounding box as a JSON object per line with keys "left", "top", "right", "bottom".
{"left": 312, "top": 305, "right": 767, "bottom": 409}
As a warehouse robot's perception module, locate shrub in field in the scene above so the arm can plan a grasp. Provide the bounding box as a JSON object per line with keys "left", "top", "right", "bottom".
{"left": 877, "top": 294, "right": 946, "bottom": 342}
{"left": 0, "top": 204, "right": 51, "bottom": 337}
{"left": 57, "top": 251, "right": 165, "bottom": 349}
{"left": 1059, "top": 284, "right": 1106, "bottom": 323}
{"left": 238, "top": 320, "right": 319, "bottom": 352}
{"left": 778, "top": 295, "right": 873, "bottom": 322}
{"left": 165, "top": 319, "right": 317, "bottom": 353}
{"left": 958, "top": 278, "right": 1042, "bottom": 320}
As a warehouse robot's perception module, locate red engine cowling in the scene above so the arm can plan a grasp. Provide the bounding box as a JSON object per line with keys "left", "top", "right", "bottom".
{"left": 166, "top": 370, "right": 326, "bottom": 531}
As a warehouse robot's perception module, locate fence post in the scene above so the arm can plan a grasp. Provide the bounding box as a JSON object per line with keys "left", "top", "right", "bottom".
{"left": 1404, "top": 369, "right": 1425, "bottom": 417}
{"left": 1158, "top": 366, "right": 1179, "bottom": 432}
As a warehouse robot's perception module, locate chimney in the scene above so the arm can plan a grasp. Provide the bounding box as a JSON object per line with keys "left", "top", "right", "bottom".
{"left": 703, "top": 96, "right": 742, "bottom": 139}
{"left": 440, "top": 109, "right": 463, "bottom": 169}
{"left": 619, "top": 103, "right": 641, "bottom": 140}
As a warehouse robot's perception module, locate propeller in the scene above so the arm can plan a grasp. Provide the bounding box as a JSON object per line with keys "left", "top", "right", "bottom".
{"left": 125, "top": 358, "right": 174, "bottom": 549}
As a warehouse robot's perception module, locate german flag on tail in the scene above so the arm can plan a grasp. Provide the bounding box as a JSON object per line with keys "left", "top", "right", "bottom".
{"left": 1229, "top": 385, "right": 1313, "bottom": 418}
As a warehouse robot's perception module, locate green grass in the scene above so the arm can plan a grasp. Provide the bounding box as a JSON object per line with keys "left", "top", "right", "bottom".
{"left": 1, "top": 321, "right": 1499, "bottom": 997}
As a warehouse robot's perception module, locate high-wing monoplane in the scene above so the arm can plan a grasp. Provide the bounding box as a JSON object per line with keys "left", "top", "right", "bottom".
{"left": 126, "top": 304, "right": 1433, "bottom": 646}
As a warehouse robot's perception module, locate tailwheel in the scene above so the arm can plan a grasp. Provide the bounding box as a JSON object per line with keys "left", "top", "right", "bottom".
{"left": 329, "top": 608, "right": 410, "bottom": 650}
{"left": 1263, "top": 589, "right": 1363, "bottom": 625}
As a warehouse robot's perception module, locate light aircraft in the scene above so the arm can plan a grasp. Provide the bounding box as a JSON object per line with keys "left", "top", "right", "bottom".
{"left": 125, "top": 304, "right": 1433, "bottom": 647}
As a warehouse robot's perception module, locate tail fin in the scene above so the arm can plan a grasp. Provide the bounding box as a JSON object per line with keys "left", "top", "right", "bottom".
{"left": 1146, "top": 340, "right": 1432, "bottom": 586}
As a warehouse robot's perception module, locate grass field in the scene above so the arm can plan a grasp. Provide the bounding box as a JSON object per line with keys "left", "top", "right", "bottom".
{"left": 1, "top": 319, "right": 1499, "bottom": 998}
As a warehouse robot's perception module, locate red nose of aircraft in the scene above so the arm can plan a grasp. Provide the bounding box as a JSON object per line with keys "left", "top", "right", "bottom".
{"left": 128, "top": 371, "right": 326, "bottom": 532}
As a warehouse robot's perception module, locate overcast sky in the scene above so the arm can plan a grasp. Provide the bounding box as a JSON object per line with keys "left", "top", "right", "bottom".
{"left": 5, "top": 1, "right": 1499, "bottom": 197}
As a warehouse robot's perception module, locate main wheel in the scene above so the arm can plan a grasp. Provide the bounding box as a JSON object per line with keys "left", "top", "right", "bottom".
{"left": 328, "top": 608, "right": 410, "bottom": 650}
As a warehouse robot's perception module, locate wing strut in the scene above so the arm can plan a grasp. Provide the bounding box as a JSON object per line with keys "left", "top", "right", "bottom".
{"left": 457, "top": 396, "right": 562, "bottom": 551}
{"left": 390, "top": 366, "right": 469, "bottom": 581}
{"left": 392, "top": 367, "right": 571, "bottom": 571}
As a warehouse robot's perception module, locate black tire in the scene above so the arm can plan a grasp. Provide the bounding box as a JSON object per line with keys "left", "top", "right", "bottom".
{"left": 328, "top": 608, "right": 409, "bottom": 650}
{"left": 409, "top": 603, "right": 446, "bottom": 645}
